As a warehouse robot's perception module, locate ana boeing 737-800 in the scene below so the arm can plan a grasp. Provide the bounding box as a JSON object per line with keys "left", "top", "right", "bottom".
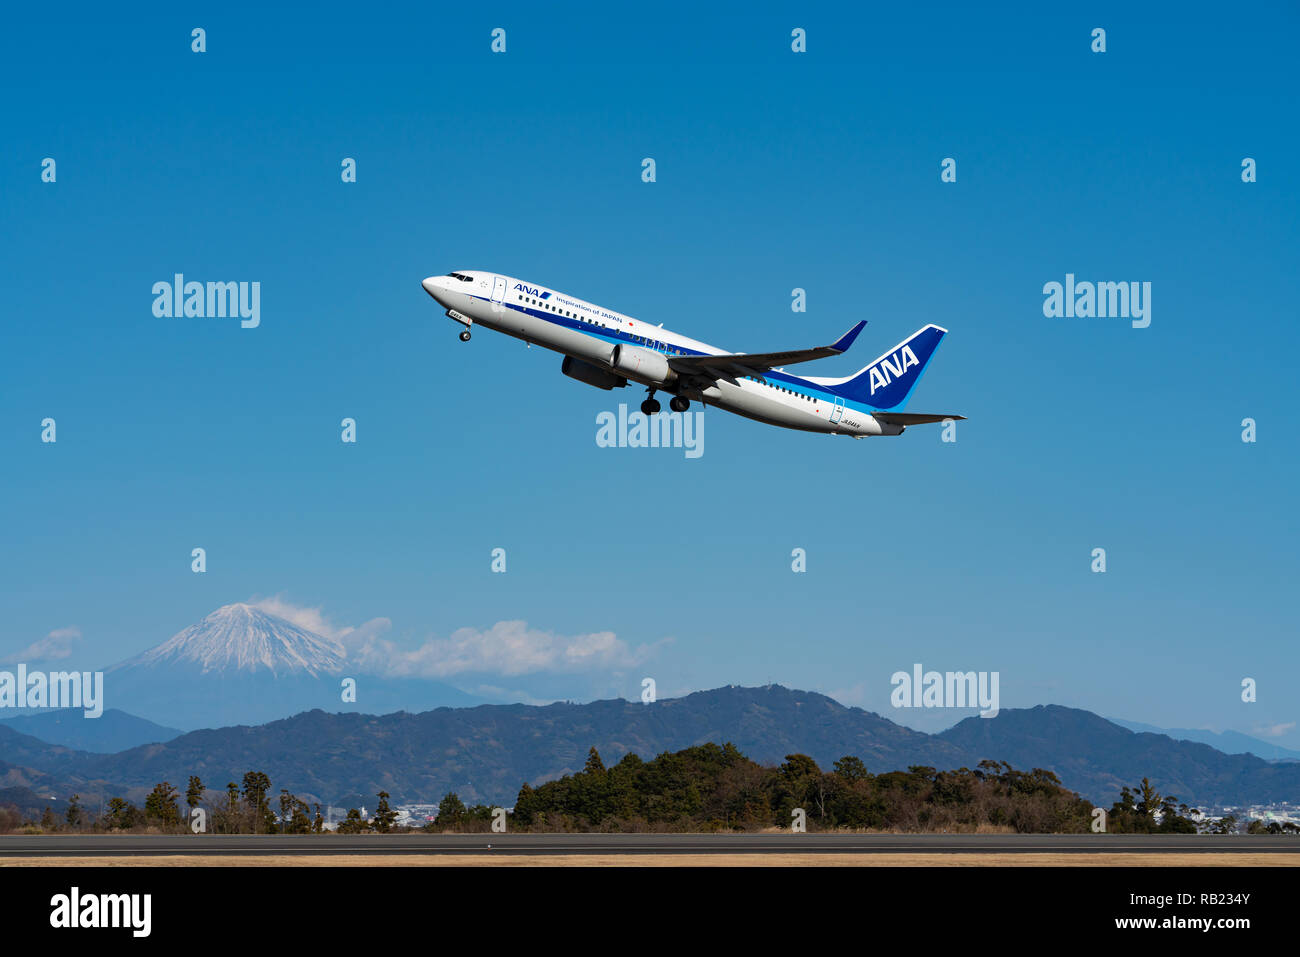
{"left": 421, "top": 270, "right": 965, "bottom": 438}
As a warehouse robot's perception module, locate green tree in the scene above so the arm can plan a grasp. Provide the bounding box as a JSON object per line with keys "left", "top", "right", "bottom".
{"left": 1106, "top": 778, "right": 1198, "bottom": 834}
{"left": 65, "top": 794, "right": 82, "bottom": 829}
{"left": 373, "top": 791, "right": 398, "bottom": 833}
{"left": 1136, "top": 778, "right": 1162, "bottom": 816}
{"left": 215, "top": 781, "right": 241, "bottom": 833}
{"left": 106, "top": 797, "right": 141, "bottom": 830}
{"left": 277, "top": 792, "right": 312, "bottom": 833}
{"left": 435, "top": 792, "right": 467, "bottom": 829}
{"left": 144, "top": 782, "right": 181, "bottom": 827}
{"left": 584, "top": 747, "right": 606, "bottom": 774}
{"left": 1206, "top": 814, "right": 1238, "bottom": 835}
{"left": 775, "top": 754, "right": 824, "bottom": 823}
{"left": 513, "top": 783, "right": 538, "bottom": 828}
{"left": 1157, "top": 797, "right": 1198, "bottom": 834}
{"left": 186, "top": 776, "right": 205, "bottom": 816}
{"left": 241, "top": 771, "right": 274, "bottom": 833}
{"left": 337, "top": 808, "right": 370, "bottom": 834}
{"left": 833, "top": 756, "right": 869, "bottom": 782}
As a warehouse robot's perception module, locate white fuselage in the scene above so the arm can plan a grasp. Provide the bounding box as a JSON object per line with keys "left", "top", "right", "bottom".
{"left": 421, "top": 270, "right": 899, "bottom": 437}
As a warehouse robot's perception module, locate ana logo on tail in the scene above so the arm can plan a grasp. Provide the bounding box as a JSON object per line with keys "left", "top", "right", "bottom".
{"left": 868, "top": 346, "right": 919, "bottom": 395}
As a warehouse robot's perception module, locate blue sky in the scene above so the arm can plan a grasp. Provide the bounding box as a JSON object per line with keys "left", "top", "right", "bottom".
{"left": 3, "top": 3, "right": 1297, "bottom": 744}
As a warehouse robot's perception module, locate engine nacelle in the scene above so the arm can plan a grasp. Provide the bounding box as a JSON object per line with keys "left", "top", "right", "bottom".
{"left": 609, "top": 343, "right": 676, "bottom": 387}
{"left": 562, "top": 355, "right": 626, "bottom": 391}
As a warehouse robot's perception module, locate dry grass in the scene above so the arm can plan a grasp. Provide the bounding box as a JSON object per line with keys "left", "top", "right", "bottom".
{"left": 2, "top": 852, "right": 1296, "bottom": 866}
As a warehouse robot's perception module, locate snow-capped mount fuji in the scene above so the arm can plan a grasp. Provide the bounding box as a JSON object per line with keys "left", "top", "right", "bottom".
{"left": 105, "top": 602, "right": 480, "bottom": 730}
{"left": 119, "top": 603, "right": 346, "bottom": 677}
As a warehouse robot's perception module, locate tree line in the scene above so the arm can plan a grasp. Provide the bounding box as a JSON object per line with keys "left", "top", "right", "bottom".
{"left": 3, "top": 743, "right": 1293, "bottom": 835}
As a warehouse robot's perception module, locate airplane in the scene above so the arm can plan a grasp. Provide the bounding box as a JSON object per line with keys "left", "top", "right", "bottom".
{"left": 421, "top": 270, "right": 965, "bottom": 438}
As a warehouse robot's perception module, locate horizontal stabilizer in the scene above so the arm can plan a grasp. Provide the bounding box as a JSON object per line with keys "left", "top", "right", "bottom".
{"left": 872, "top": 412, "right": 966, "bottom": 426}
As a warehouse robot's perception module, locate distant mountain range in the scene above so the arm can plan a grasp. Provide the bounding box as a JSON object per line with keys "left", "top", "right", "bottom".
{"left": 1108, "top": 718, "right": 1300, "bottom": 762}
{"left": 102, "top": 602, "right": 480, "bottom": 728}
{"left": 0, "top": 709, "right": 181, "bottom": 753}
{"left": 7, "top": 604, "right": 1293, "bottom": 819}
{"left": 3, "top": 685, "right": 1296, "bottom": 812}
{"left": 940, "top": 703, "right": 1299, "bottom": 808}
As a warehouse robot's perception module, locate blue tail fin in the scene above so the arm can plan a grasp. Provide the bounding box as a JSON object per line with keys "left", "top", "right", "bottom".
{"left": 829, "top": 325, "right": 947, "bottom": 410}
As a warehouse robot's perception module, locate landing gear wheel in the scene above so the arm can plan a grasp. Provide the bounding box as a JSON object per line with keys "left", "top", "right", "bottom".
{"left": 669, "top": 396, "right": 690, "bottom": 413}
{"left": 641, "top": 398, "right": 661, "bottom": 416}
{"left": 459, "top": 329, "right": 472, "bottom": 342}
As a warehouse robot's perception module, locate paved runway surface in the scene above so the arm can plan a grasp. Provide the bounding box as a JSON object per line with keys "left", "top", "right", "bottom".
{"left": 2, "top": 833, "right": 1297, "bottom": 856}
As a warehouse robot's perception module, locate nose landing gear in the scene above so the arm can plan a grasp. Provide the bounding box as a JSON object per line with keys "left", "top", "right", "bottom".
{"left": 446, "top": 308, "right": 472, "bottom": 342}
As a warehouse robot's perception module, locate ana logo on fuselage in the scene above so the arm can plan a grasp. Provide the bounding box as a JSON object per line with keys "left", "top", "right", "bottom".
{"left": 868, "top": 345, "right": 919, "bottom": 395}
{"left": 514, "top": 283, "right": 551, "bottom": 300}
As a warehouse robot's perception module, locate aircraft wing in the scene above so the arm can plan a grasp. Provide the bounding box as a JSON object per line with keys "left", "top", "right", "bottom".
{"left": 667, "top": 320, "right": 866, "bottom": 382}
{"left": 872, "top": 412, "right": 967, "bottom": 425}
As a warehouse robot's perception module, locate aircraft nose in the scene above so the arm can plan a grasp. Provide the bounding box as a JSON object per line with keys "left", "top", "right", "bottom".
{"left": 421, "top": 276, "right": 440, "bottom": 297}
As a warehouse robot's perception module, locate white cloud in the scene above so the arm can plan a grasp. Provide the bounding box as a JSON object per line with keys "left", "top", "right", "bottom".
{"left": 248, "top": 595, "right": 389, "bottom": 651}
{"left": 349, "top": 620, "right": 662, "bottom": 678}
{"left": 0, "top": 626, "right": 83, "bottom": 665}
{"left": 249, "top": 595, "right": 343, "bottom": 639}
{"left": 1250, "top": 721, "right": 1297, "bottom": 739}
{"left": 245, "top": 597, "right": 663, "bottom": 679}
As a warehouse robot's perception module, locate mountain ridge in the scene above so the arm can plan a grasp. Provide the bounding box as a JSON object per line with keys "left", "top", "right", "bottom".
{"left": 0, "top": 708, "right": 181, "bottom": 753}
{"left": 1107, "top": 717, "right": 1300, "bottom": 762}
{"left": 4, "top": 687, "right": 1295, "bottom": 811}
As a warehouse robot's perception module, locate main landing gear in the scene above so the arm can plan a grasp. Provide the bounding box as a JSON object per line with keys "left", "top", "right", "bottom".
{"left": 640, "top": 389, "right": 691, "bottom": 415}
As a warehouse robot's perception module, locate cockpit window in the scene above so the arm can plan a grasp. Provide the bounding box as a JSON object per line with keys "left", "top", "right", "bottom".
{"left": 446, "top": 272, "right": 473, "bottom": 282}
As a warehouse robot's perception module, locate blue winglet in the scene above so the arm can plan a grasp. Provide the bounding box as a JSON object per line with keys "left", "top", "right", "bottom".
{"left": 830, "top": 320, "right": 867, "bottom": 354}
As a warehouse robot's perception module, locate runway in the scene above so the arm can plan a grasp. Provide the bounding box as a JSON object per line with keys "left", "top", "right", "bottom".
{"left": 2, "top": 833, "right": 1297, "bottom": 857}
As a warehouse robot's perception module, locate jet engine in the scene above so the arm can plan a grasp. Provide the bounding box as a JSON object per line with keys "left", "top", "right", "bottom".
{"left": 562, "top": 355, "right": 627, "bottom": 391}
{"left": 609, "top": 343, "right": 676, "bottom": 387}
